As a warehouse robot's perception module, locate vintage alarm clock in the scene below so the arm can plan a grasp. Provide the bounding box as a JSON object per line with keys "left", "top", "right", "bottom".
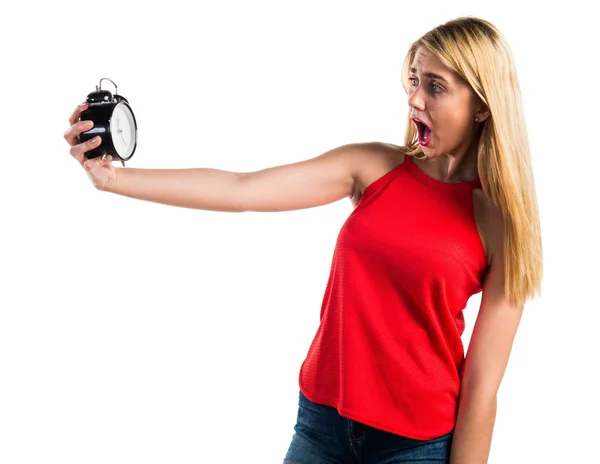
{"left": 78, "top": 77, "right": 137, "bottom": 166}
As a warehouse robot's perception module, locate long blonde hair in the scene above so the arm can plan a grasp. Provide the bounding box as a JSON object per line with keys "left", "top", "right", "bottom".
{"left": 400, "top": 16, "right": 542, "bottom": 308}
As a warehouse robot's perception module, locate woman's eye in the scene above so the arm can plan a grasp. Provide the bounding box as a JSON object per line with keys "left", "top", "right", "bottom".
{"left": 409, "top": 78, "right": 442, "bottom": 93}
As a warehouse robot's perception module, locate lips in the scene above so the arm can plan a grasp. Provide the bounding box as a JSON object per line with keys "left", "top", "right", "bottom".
{"left": 412, "top": 117, "right": 433, "bottom": 145}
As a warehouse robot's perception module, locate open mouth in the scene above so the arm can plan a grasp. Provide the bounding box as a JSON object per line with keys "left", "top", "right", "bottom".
{"left": 414, "top": 120, "right": 433, "bottom": 146}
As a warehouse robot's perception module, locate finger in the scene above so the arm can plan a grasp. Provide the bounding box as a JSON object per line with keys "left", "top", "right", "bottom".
{"left": 68, "top": 101, "right": 88, "bottom": 126}
{"left": 63, "top": 119, "right": 94, "bottom": 147}
{"left": 70, "top": 136, "right": 102, "bottom": 165}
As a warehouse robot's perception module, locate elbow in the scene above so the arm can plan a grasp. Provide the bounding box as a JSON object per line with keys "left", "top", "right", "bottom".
{"left": 459, "top": 376, "right": 499, "bottom": 400}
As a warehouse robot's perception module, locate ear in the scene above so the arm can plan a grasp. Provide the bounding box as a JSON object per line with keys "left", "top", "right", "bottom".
{"left": 475, "top": 103, "right": 491, "bottom": 123}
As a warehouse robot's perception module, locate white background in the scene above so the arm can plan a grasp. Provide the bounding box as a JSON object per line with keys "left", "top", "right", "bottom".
{"left": 1, "top": 1, "right": 598, "bottom": 463}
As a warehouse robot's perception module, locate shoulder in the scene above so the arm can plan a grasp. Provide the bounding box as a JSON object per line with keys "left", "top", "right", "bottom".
{"left": 349, "top": 142, "right": 407, "bottom": 203}
{"left": 346, "top": 141, "right": 406, "bottom": 160}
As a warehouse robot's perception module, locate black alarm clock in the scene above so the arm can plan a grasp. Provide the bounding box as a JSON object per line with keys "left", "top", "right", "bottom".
{"left": 78, "top": 77, "right": 137, "bottom": 166}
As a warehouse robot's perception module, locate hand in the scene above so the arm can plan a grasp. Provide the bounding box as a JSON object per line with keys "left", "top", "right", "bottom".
{"left": 64, "top": 101, "right": 118, "bottom": 191}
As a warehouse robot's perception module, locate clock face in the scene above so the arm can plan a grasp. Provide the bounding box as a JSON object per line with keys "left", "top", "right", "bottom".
{"left": 110, "top": 102, "right": 137, "bottom": 159}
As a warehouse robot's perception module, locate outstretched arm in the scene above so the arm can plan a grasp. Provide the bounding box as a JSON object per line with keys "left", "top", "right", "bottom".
{"left": 65, "top": 102, "right": 385, "bottom": 213}
{"left": 103, "top": 142, "right": 372, "bottom": 212}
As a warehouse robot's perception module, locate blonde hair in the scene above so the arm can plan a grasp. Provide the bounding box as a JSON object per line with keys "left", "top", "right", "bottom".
{"left": 399, "top": 16, "right": 543, "bottom": 309}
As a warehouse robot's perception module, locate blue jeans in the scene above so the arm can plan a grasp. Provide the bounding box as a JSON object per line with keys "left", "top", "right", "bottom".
{"left": 283, "top": 391, "right": 453, "bottom": 464}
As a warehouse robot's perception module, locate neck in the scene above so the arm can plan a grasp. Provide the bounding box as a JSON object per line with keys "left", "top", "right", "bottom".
{"left": 421, "top": 140, "right": 480, "bottom": 183}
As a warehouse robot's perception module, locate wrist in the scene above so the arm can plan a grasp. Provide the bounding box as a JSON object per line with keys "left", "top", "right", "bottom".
{"left": 104, "top": 166, "right": 122, "bottom": 193}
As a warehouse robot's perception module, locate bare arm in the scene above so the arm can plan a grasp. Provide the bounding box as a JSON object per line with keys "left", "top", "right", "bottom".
{"left": 65, "top": 103, "right": 375, "bottom": 213}
{"left": 107, "top": 167, "right": 245, "bottom": 212}
{"left": 450, "top": 205, "right": 523, "bottom": 464}
{"left": 107, "top": 143, "right": 373, "bottom": 213}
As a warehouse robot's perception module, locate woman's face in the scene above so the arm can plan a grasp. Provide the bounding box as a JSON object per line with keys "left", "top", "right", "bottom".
{"left": 407, "top": 46, "right": 487, "bottom": 159}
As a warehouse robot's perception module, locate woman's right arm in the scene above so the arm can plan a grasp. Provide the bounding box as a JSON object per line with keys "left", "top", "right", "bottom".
{"left": 64, "top": 103, "right": 378, "bottom": 212}
{"left": 108, "top": 142, "right": 369, "bottom": 213}
{"left": 65, "top": 102, "right": 374, "bottom": 213}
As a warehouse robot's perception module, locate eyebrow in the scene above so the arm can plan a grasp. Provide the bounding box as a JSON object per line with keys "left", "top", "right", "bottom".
{"left": 409, "top": 67, "right": 450, "bottom": 84}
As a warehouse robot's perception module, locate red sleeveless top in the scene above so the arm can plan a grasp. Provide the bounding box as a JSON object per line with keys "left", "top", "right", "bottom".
{"left": 298, "top": 153, "right": 489, "bottom": 440}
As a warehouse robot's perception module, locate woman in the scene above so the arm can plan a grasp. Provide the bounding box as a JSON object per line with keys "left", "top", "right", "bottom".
{"left": 63, "top": 16, "right": 542, "bottom": 464}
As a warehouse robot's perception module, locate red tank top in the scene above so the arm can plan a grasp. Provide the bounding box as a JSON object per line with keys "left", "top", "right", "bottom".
{"left": 298, "top": 153, "right": 489, "bottom": 440}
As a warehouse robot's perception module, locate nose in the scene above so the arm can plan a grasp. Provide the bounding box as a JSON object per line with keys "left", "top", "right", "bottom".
{"left": 407, "top": 84, "right": 426, "bottom": 112}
